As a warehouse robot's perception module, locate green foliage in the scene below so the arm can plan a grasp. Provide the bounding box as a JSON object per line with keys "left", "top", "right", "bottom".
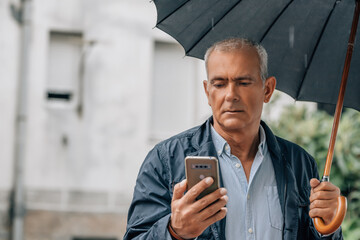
{"left": 268, "top": 105, "right": 360, "bottom": 238}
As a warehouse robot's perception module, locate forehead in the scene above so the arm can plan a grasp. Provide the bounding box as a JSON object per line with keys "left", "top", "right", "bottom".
{"left": 207, "top": 47, "right": 261, "bottom": 76}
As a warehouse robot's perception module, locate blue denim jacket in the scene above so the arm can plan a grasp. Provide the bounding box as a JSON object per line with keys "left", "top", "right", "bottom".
{"left": 124, "top": 117, "right": 343, "bottom": 240}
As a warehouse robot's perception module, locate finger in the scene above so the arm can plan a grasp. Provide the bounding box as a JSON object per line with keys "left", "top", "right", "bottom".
{"left": 185, "top": 177, "right": 214, "bottom": 203}
{"left": 192, "top": 188, "right": 227, "bottom": 212}
{"left": 203, "top": 207, "right": 227, "bottom": 226}
{"left": 313, "top": 182, "right": 340, "bottom": 193}
{"left": 310, "top": 199, "right": 338, "bottom": 210}
{"left": 311, "top": 186, "right": 314, "bottom": 197}
{"left": 310, "top": 178, "right": 320, "bottom": 200}
{"left": 310, "top": 178, "right": 321, "bottom": 188}
{"left": 172, "top": 179, "right": 187, "bottom": 200}
{"left": 309, "top": 207, "right": 336, "bottom": 221}
{"left": 310, "top": 190, "right": 339, "bottom": 203}
{"left": 198, "top": 195, "right": 228, "bottom": 221}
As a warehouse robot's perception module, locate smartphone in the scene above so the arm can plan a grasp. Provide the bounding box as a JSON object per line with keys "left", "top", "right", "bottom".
{"left": 185, "top": 156, "right": 220, "bottom": 199}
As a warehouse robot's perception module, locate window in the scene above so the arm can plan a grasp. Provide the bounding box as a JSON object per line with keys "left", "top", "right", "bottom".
{"left": 150, "top": 41, "right": 200, "bottom": 140}
{"left": 46, "top": 31, "right": 83, "bottom": 107}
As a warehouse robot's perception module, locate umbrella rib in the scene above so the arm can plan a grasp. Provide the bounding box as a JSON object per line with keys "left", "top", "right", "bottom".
{"left": 295, "top": 0, "right": 339, "bottom": 99}
{"left": 177, "top": 4, "right": 221, "bottom": 38}
{"left": 156, "top": 0, "right": 191, "bottom": 25}
{"left": 259, "top": 0, "right": 295, "bottom": 43}
{"left": 185, "top": 0, "right": 243, "bottom": 57}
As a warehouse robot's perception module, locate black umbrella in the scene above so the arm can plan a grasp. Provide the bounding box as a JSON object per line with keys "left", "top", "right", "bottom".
{"left": 152, "top": 0, "right": 360, "bottom": 234}
{"left": 154, "top": 0, "right": 359, "bottom": 110}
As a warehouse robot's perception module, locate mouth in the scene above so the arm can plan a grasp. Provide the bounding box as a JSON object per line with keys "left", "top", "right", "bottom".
{"left": 224, "top": 109, "right": 244, "bottom": 114}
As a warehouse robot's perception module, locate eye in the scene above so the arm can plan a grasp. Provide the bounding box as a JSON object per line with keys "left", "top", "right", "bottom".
{"left": 237, "top": 81, "right": 251, "bottom": 86}
{"left": 211, "top": 80, "right": 226, "bottom": 88}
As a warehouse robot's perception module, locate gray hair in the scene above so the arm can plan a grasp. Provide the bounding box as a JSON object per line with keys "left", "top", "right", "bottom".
{"left": 204, "top": 38, "right": 268, "bottom": 82}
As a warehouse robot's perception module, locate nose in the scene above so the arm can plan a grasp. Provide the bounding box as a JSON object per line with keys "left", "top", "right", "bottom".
{"left": 225, "top": 83, "right": 240, "bottom": 102}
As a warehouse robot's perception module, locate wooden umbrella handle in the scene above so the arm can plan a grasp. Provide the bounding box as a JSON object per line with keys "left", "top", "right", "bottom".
{"left": 314, "top": 196, "right": 347, "bottom": 235}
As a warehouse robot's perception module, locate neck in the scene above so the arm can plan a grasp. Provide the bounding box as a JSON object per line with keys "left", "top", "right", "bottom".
{"left": 214, "top": 121, "right": 261, "bottom": 162}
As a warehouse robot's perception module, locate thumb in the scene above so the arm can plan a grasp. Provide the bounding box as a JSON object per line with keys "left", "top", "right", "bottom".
{"left": 172, "top": 179, "right": 187, "bottom": 200}
{"left": 310, "top": 178, "right": 321, "bottom": 189}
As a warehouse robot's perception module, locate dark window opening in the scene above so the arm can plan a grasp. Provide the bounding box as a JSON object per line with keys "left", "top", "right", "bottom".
{"left": 47, "top": 91, "right": 73, "bottom": 101}
{"left": 50, "top": 30, "right": 83, "bottom": 38}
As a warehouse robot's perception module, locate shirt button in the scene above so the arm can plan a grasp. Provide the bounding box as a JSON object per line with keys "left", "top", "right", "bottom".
{"left": 235, "top": 163, "right": 241, "bottom": 168}
{"left": 247, "top": 194, "right": 250, "bottom": 200}
{"left": 225, "top": 145, "right": 229, "bottom": 151}
{"left": 248, "top": 228, "right": 253, "bottom": 234}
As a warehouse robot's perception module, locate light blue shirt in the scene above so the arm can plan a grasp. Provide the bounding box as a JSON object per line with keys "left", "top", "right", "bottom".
{"left": 211, "top": 125, "right": 283, "bottom": 240}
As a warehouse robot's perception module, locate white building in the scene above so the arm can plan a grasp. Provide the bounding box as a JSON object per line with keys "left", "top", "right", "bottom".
{"left": 0, "top": 0, "right": 213, "bottom": 239}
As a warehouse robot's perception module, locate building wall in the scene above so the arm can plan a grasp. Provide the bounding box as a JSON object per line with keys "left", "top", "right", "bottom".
{"left": 0, "top": 0, "right": 211, "bottom": 239}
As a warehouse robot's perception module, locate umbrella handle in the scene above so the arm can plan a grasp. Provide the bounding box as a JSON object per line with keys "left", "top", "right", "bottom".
{"left": 313, "top": 196, "right": 347, "bottom": 235}
{"left": 314, "top": 0, "right": 357, "bottom": 235}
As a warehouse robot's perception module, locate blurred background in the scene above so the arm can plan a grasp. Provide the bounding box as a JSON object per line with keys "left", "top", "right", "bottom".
{"left": 1, "top": 0, "right": 359, "bottom": 239}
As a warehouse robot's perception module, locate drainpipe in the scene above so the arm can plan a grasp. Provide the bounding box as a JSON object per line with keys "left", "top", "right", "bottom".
{"left": 10, "top": 0, "right": 32, "bottom": 239}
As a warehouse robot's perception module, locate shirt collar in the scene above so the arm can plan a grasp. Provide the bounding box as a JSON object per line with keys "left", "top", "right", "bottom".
{"left": 210, "top": 125, "right": 267, "bottom": 157}
{"left": 210, "top": 126, "right": 227, "bottom": 157}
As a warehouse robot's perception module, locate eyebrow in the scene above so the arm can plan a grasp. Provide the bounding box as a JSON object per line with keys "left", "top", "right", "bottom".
{"left": 209, "top": 75, "right": 254, "bottom": 83}
{"left": 209, "top": 77, "right": 226, "bottom": 83}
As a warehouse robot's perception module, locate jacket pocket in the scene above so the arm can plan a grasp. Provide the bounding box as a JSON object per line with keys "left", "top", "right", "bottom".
{"left": 265, "top": 186, "right": 284, "bottom": 231}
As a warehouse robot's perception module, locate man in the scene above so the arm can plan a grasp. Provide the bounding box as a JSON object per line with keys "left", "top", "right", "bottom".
{"left": 124, "top": 38, "right": 343, "bottom": 239}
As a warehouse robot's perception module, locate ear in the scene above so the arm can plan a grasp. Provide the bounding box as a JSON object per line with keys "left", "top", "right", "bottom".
{"left": 263, "top": 76, "right": 276, "bottom": 103}
{"left": 203, "top": 80, "right": 211, "bottom": 105}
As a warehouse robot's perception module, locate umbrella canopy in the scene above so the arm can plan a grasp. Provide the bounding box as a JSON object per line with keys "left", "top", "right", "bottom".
{"left": 154, "top": 0, "right": 360, "bottom": 111}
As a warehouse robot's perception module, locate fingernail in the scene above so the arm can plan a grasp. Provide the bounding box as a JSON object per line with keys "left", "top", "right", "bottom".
{"left": 179, "top": 179, "right": 186, "bottom": 187}
{"left": 205, "top": 177, "right": 213, "bottom": 185}
{"left": 222, "top": 195, "right": 228, "bottom": 202}
{"left": 220, "top": 188, "right": 227, "bottom": 195}
{"left": 221, "top": 207, "right": 227, "bottom": 212}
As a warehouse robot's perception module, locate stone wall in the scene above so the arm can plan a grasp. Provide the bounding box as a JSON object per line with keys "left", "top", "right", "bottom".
{"left": 24, "top": 210, "right": 127, "bottom": 240}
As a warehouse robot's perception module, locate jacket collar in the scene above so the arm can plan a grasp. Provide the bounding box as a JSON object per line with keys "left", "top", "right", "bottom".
{"left": 189, "top": 116, "right": 219, "bottom": 157}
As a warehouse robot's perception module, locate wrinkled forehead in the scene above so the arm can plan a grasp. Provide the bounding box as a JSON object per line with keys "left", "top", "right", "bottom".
{"left": 206, "top": 47, "right": 261, "bottom": 73}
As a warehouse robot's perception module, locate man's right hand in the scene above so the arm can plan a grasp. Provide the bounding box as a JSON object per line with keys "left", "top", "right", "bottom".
{"left": 170, "top": 177, "right": 228, "bottom": 239}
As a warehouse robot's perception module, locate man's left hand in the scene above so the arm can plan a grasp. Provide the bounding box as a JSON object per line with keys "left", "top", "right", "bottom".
{"left": 309, "top": 178, "right": 341, "bottom": 225}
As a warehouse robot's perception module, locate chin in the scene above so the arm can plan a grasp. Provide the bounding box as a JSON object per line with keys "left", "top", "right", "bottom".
{"left": 219, "top": 118, "right": 248, "bottom": 131}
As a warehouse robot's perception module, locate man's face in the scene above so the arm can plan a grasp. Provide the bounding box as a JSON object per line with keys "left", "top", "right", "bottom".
{"left": 204, "top": 47, "right": 276, "bottom": 134}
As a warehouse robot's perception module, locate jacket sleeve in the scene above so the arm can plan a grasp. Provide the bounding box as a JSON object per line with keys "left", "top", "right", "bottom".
{"left": 123, "top": 146, "right": 174, "bottom": 240}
